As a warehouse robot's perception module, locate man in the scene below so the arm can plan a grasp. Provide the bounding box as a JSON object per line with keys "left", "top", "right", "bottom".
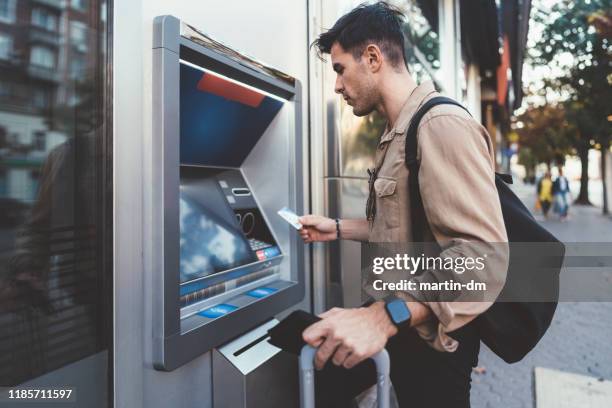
{"left": 553, "top": 166, "right": 571, "bottom": 221}
{"left": 298, "top": 2, "right": 508, "bottom": 407}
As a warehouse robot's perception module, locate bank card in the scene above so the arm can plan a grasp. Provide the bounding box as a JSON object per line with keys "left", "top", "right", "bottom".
{"left": 277, "top": 207, "right": 303, "bottom": 229}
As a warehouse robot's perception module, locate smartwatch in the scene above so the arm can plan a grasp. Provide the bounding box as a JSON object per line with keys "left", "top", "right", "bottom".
{"left": 383, "top": 295, "right": 412, "bottom": 330}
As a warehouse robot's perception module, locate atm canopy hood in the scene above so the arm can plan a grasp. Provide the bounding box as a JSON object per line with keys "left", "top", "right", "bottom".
{"left": 179, "top": 61, "right": 285, "bottom": 167}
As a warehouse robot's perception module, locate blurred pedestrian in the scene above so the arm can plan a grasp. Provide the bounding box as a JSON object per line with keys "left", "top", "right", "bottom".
{"left": 537, "top": 172, "right": 553, "bottom": 218}
{"left": 553, "top": 167, "right": 571, "bottom": 221}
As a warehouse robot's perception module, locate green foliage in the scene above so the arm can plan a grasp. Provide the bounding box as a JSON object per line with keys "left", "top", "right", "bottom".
{"left": 516, "top": 103, "right": 575, "bottom": 165}
{"left": 530, "top": 0, "right": 611, "bottom": 148}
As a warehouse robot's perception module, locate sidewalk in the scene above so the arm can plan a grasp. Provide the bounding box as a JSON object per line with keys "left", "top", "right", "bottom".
{"left": 511, "top": 179, "right": 612, "bottom": 242}
{"left": 471, "top": 180, "right": 612, "bottom": 408}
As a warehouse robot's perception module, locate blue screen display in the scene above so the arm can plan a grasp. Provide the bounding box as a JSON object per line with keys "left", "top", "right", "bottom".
{"left": 180, "top": 62, "right": 284, "bottom": 167}
{"left": 179, "top": 193, "right": 256, "bottom": 284}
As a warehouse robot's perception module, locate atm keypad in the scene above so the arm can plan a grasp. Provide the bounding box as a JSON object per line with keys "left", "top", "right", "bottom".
{"left": 249, "top": 238, "right": 272, "bottom": 251}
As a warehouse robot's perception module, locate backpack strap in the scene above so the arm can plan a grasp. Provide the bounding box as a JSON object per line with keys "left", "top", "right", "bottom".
{"left": 496, "top": 172, "right": 513, "bottom": 184}
{"left": 405, "top": 96, "right": 470, "bottom": 242}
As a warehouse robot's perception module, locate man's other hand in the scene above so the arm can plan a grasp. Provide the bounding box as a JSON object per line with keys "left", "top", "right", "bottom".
{"left": 298, "top": 215, "right": 337, "bottom": 243}
{"left": 302, "top": 303, "right": 398, "bottom": 369}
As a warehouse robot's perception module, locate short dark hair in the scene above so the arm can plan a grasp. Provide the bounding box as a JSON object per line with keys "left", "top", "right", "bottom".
{"left": 312, "top": 1, "right": 407, "bottom": 67}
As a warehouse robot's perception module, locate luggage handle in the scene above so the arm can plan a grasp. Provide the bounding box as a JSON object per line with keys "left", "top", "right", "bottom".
{"left": 299, "top": 344, "right": 391, "bottom": 408}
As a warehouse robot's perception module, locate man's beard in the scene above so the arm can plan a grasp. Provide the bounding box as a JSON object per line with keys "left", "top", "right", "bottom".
{"left": 352, "top": 100, "right": 375, "bottom": 117}
{"left": 350, "top": 83, "right": 377, "bottom": 117}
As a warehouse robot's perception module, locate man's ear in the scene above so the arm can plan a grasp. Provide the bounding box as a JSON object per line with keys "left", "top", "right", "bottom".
{"left": 363, "top": 44, "right": 383, "bottom": 73}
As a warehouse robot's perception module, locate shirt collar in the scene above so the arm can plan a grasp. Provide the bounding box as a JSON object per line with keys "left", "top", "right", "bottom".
{"left": 379, "top": 81, "right": 437, "bottom": 143}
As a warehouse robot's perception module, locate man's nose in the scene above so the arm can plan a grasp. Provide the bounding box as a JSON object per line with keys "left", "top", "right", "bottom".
{"left": 334, "top": 77, "right": 343, "bottom": 94}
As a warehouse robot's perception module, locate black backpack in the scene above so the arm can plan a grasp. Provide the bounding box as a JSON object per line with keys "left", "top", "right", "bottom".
{"left": 405, "top": 96, "right": 565, "bottom": 363}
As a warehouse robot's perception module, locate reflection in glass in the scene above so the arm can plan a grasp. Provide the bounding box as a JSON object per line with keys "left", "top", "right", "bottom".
{"left": 0, "top": 0, "right": 111, "bottom": 403}
{"left": 339, "top": 102, "right": 385, "bottom": 178}
{"left": 403, "top": 0, "right": 440, "bottom": 84}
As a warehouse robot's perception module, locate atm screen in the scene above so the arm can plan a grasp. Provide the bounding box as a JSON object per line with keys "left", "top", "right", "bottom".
{"left": 179, "top": 61, "right": 284, "bottom": 167}
{"left": 179, "top": 193, "right": 257, "bottom": 284}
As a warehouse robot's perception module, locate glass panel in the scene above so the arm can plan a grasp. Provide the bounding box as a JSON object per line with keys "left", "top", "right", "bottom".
{"left": 402, "top": 0, "right": 440, "bottom": 85}
{"left": 0, "top": 1, "right": 111, "bottom": 407}
{"left": 339, "top": 102, "right": 384, "bottom": 178}
{"left": 30, "top": 45, "right": 56, "bottom": 68}
{"left": 71, "top": 0, "right": 89, "bottom": 12}
{"left": 0, "top": 33, "right": 11, "bottom": 60}
{"left": 32, "top": 8, "right": 58, "bottom": 32}
{"left": 70, "top": 21, "right": 89, "bottom": 52}
{"left": 0, "top": 0, "right": 16, "bottom": 24}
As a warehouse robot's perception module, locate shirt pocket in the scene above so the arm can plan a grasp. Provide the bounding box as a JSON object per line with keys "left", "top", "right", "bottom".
{"left": 373, "top": 177, "right": 399, "bottom": 230}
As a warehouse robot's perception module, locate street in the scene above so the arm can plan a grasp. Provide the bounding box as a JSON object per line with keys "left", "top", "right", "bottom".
{"left": 471, "top": 179, "right": 612, "bottom": 408}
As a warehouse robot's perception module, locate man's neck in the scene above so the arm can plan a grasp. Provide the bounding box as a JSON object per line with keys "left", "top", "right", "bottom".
{"left": 376, "top": 70, "right": 418, "bottom": 129}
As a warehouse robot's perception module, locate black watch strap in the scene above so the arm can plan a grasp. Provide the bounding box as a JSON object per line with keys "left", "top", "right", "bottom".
{"left": 335, "top": 218, "right": 340, "bottom": 239}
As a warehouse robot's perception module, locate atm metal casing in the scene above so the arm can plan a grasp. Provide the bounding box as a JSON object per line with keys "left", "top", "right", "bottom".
{"left": 152, "top": 15, "right": 304, "bottom": 371}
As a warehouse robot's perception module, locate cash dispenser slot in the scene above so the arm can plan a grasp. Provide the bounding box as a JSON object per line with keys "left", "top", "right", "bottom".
{"left": 232, "top": 188, "right": 251, "bottom": 196}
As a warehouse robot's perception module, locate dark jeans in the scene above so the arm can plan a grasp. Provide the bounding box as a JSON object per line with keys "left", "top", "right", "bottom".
{"left": 315, "top": 321, "right": 480, "bottom": 408}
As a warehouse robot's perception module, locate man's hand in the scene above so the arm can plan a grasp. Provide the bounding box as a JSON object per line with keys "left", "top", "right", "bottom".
{"left": 302, "top": 302, "right": 398, "bottom": 370}
{"left": 298, "top": 215, "right": 337, "bottom": 243}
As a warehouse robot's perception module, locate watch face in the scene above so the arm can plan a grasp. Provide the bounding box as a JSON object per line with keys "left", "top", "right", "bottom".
{"left": 387, "top": 299, "right": 411, "bottom": 324}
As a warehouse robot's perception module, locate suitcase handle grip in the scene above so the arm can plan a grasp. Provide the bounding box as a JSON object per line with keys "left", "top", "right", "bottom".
{"left": 299, "top": 344, "right": 390, "bottom": 408}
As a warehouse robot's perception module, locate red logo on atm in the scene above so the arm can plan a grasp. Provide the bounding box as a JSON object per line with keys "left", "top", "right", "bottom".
{"left": 197, "top": 73, "right": 264, "bottom": 108}
{"left": 256, "top": 250, "right": 266, "bottom": 260}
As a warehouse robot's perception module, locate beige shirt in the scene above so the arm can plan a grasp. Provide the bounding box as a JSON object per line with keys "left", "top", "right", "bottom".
{"left": 367, "top": 81, "right": 509, "bottom": 352}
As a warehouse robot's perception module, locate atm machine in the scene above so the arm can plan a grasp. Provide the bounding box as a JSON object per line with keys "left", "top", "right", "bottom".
{"left": 151, "top": 15, "right": 305, "bottom": 406}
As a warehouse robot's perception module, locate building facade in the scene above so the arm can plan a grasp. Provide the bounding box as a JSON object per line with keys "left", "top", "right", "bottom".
{"left": 0, "top": 0, "right": 111, "bottom": 405}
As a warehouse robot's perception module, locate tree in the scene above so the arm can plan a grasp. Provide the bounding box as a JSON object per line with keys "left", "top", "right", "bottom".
{"left": 516, "top": 103, "right": 575, "bottom": 173}
{"left": 530, "top": 0, "right": 612, "bottom": 210}
{"left": 517, "top": 147, "right": 538, "bottom": 183}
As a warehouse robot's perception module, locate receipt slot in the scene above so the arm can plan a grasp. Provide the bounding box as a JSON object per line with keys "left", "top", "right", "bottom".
{"left": 152, "top": 15, "right": 304, "bottom": 370}
{"left": 212, "top": 320, "right": 298, "bottom": 408}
